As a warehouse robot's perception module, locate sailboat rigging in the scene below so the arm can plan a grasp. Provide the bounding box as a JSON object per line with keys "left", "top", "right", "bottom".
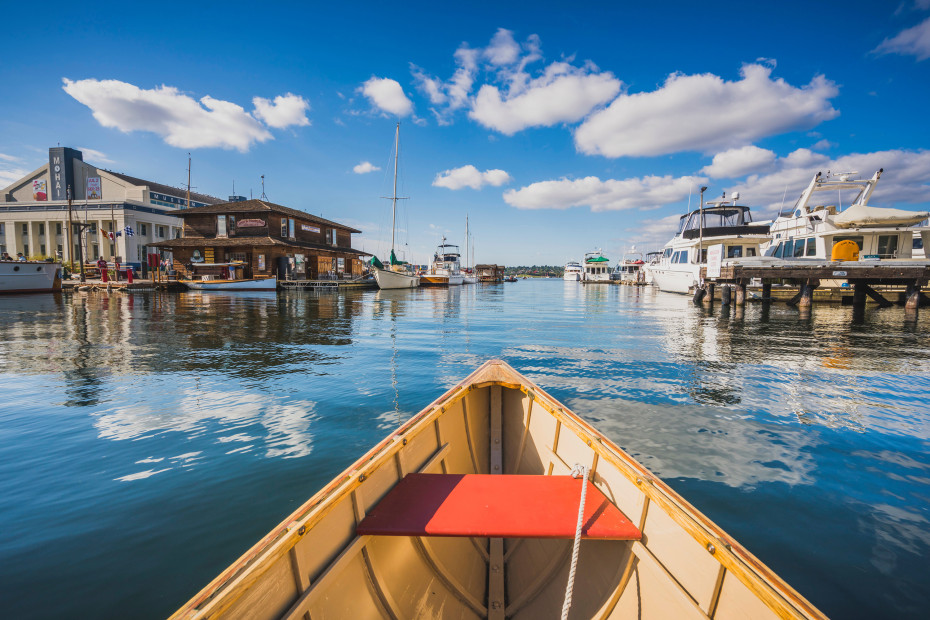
{"left": 372, "top": 123, "right": 420, "bottom": 290}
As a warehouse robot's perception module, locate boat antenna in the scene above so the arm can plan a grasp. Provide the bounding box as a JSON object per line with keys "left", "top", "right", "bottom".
{"left": 687, "top": 184, "right": 693, "bottom": 213}
{"left": 777, "top": 185, "right": 788, "bottom": 218}
{"left": 260, "top": 175, "right": 268, "bottom": 201}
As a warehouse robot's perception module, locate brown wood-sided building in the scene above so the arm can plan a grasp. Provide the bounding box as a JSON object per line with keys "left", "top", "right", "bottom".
{"left": 149, "top": 199, "right": 370, "bottom": 279}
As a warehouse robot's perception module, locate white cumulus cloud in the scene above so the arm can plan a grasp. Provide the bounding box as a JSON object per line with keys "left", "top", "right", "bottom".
{"left": 701, "top": 146, "right": 777, "bottom": 179}
{"left": 433, "top": 165, "right": 512, "bottom": 190}
{"left": 353, "top": 161, "right": 380, "bottom": 174}
{"left": 575, "top": 64, "right": 839, "bottom": 158}
{"left": 414, "top": 29, "right": 619, "bottom": 133}
{"left": 77, "top": 147, "right": 114, "bottom": 164}
{"left": 252, "top": 93, "right": 311, "bottom": 128}
{"left": 503, "top": 174, "right": 706, "bottom": 212}
{"left": 470, "top": 63, "right": 622, "bottom": 135}
{"left": 359, "top": 77, "right": 413, "bottom": 117}
{"left": 873, "top": 16, "right": 930, "bottom": 61}
{"left": 61, "top": 78, "right": 290, "bottom": 152}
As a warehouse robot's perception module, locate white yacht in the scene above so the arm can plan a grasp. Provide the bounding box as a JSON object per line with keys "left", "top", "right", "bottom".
{"left": 582, "top": 250, "right": 611, "bottom": 282}
{"left": 0, "top": 260, "right": 61, "bottom": 293}
{"left": 649, "top": 194, "right": 771, "bottom": 294}
{"left": 611, "top": 247, "right": 646, "bottom": 284}
{"left": 420, "top": 238, "right": 464, "bottom": 286}
{"left": 762, "top": 169, "right": 930, "bottom": 261}
{"left": 563, "top": 261, "right": 582, "bottom": 281}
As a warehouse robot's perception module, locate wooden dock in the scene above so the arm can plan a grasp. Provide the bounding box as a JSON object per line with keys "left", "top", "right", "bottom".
{"left": 697, "top": 260, "right": 930, "bottom": 311}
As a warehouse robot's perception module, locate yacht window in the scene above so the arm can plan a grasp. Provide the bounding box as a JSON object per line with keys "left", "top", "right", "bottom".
{"left": 914, "top": 236, "right": 924, "bottom": 250}
{"left": 806, "top": 238, "right": 816, "bottom": 256}
{"left": 773, "top": 242, "right": 785, "bottom": 259}
{"left": 877, "top": 235, "right": 898, "bottom": 258}
{"left": 671, "top": 251, "right": 680, "bottom": 263}
{"left": 793, "top": 239, "right": 805, "bottom": 258}
{"left": 746, "top": 247, "right": 756, "bottom": 257}
{"left": 834, "top": 235, "right": 864, "bottom": 251}
{"left": 727, "top": 246, "right": 743, "bottom": 258}
{"left": 764, "top": 244, "right": 777, "bottom": 257}
{"left": 663, "top": 248, "right": 672, "bottom": 258}
{"left": 676, "top": 250, "right": 689, "bottom": 264}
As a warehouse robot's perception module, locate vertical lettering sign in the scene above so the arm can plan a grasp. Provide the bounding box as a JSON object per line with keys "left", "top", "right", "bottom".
{"left": 48, "top": 147, "right": 82, "bottom": 201}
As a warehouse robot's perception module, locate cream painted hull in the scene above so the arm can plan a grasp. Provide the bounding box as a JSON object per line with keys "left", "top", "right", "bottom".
{"left": 420, "top": 274, "right": 464, "bottom": 286}
{"left": 374, "top": 268, "right": 419, "bottom": 289}
{"left": 171, "top": 360, "right": 826, "bottom": 620}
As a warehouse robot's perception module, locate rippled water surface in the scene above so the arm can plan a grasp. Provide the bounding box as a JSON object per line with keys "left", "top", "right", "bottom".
{"left": 2, "top": 281, "right": 929, "bottom": 618}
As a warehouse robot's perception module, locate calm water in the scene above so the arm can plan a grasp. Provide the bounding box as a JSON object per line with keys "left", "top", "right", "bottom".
{"left": 1, "top": 281, "right": 929, "bottom": 619}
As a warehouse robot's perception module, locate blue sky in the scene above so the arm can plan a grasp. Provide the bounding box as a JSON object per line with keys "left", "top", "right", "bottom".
{"left": 2, "top": 0, "right": 929, "bottom": 265}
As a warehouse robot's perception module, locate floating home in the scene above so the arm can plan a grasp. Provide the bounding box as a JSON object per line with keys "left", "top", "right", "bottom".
{"left": 150, "top": 200, "right": 369, "bottom": 281}
{"left": 476, "top": 264, "right": 504, "bottom": 282}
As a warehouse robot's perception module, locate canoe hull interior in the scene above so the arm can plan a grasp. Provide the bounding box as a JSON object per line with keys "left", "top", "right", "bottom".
{"left": 171, "top": 361, "right": 825, "bottom": 620}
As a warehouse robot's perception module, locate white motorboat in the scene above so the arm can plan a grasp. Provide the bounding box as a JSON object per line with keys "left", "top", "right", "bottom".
{"left": 420, "top": 237, "right": 464, "bottom": 286}
{"left": 762, "top": 169, "right": 930, "bottom": 262}
{"left": 649, "top": 194, "right": 771, "bottom": 294}
{"left": 0, "top": 260, "right": 61, "bottom": 293}
{"left": 373, "top": 123, "right": 420, "bottom": 290}
{"left": 582, "top": 250, "right": 611, "bottom": 282}
{"left": 611, "top": 247, "right": 646, "bottom": 284}
{"left": 563, "top": 261, "right": 582, "bottom": 281}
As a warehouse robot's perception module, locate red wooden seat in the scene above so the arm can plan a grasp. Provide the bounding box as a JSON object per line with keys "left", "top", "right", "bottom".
{"left": 356, "top": 474, "right": 641, "bottom": 540}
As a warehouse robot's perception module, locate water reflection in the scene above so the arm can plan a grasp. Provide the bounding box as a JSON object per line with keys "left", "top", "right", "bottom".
{"left": 2, "top": 282, "right": 930, "bottom": 618}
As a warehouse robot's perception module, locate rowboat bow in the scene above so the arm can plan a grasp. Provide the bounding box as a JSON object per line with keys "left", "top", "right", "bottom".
{"left": 171, "top": 360, "right": 826, "bottom": 620}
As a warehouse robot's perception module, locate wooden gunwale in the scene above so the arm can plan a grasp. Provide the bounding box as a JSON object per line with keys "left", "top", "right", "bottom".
{"left": 171, "top": 360, "right": 825, "bottom": 620}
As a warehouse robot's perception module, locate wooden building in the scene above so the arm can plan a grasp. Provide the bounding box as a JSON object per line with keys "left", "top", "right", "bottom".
{"left": 150, "top": 199, "right": 369, "bottom": 280}
{"left": 476, "top": 264, "right": 505, "bottom": 282}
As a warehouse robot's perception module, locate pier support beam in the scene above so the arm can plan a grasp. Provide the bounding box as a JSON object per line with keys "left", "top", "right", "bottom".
{"left": 692, "top": 285, "right": 706, "bottom": 305}
{"left": 761, "top": 282, "right": 772, "bottom": 303}
{"left": 905, "top": 283, "right": 921, "bottom": 311}
{"left": 702, "top": 283, "right": 715, "bottom": 305}
{"left": 734, "top": 282, "right": 746, "bottom": 306}
{"left": 798, "top": 280, "right": 819, "bottom": 309}
{"left": 721, "top": 286, "right": 731, "bottom": 307}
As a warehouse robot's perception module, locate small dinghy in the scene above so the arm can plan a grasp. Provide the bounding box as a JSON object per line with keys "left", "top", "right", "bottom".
{"left": 171, "top": 360, "right": 826, "bottom": 620}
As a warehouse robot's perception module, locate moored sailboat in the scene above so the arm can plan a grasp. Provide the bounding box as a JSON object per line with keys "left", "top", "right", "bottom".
{"left": 372, "top": 123, "right": 419, "bottom": 290}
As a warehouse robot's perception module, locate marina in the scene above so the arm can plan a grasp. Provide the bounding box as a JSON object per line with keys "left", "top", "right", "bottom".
{"left": 4, "top": 3, "right": 930, "bottom": 619}
{"left": 2, "top": 282, "right": 929, "bottom": 619}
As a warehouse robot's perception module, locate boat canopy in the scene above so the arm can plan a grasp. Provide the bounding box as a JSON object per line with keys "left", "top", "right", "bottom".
{"left": 586, "top": 256, "right": 609, "bottom": 263}
{"left": 677, "top": 205, "right": 769, "bottom": 240}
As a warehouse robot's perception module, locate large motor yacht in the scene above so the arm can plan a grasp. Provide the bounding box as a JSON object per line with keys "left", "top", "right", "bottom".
{"left": 582, "top": 250, "right": 611, "bottom": 282}
{"left": 762, "top": 169, "right": 930, "bottom": 261}
{"left": 563, "top": 261, "right": 582, "bottom": 281}
{"left": 648, "top": 194, "right": 771, "bottom": 294}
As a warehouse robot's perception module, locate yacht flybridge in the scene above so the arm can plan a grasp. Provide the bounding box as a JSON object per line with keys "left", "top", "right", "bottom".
{"left": 648, "top": 194, "right": 771, "bottom": 294}
{"left": 421, "top": 237, "right": 464, "bottom": 286}
{"left": 762, "top": 169, "right": 930, "bottom": 261}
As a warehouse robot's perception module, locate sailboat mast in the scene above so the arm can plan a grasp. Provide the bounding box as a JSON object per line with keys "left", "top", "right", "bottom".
{"left": 391, "top": 122, "right": 399, "bottom": 253}
{"left": 465, "top": 214, "right": 469, "bottom": 269}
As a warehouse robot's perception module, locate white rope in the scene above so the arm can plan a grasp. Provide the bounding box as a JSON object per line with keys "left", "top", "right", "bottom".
{"left": 561, "top": 463, "right": 588, "bottom": 620}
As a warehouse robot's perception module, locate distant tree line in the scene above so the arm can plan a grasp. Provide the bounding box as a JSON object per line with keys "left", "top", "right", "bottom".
{"left": 504, "top": 265, "right": 564, "bottom": 277}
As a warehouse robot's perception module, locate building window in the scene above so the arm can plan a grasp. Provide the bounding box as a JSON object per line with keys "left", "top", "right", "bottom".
{"left": 158, "top": 226, "right": 166, "bottom": 238}
{"left": 40, "top": 244, "right": 46, "bottom": 255}
{"left": 140, "top": 223, "right": 148, "bottom": 236}
{"left": 109, "top": 244, "right": 114, "bottom": 256}
{"left": 22, "top": 224, "right": 28, "bottom": 235}
{"left": 57, "top": 244, "right": 63, "bottom": 254}
{"left": 92, "top": 244, "right": 99, "bottom": 259}
{"left": 217, "top": 215, "right": 227, "bottom": 237}
{"left": 56, "top": 223, "right": 63, "bottom": 235}
{"left": 24, "top": 245, "right": 29, "bottom": 255}
{"left": 230, "top": 252, "right": 247, "bottom": 262}
{"left": 281, "top": 219, "right": 288, "bottom": 237}
{"left": 288, "top": 218, "right": 295, "bottom": 239}
{"left": 38, "top": 223, "right": 45, "bottom": 235}
{"left": 229, "top": 216, "right": 236, "bottom": 232}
